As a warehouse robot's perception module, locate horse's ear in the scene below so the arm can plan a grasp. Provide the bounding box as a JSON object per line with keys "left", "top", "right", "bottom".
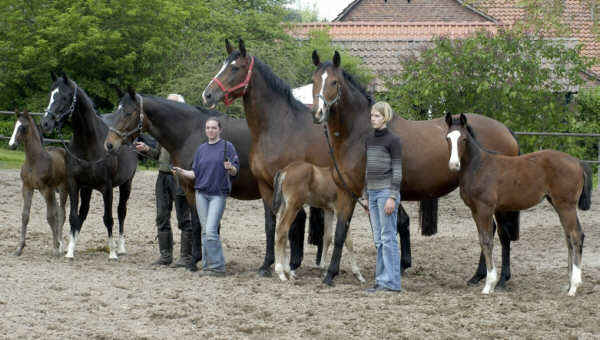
{"left": 112, "top": 84, "right": 124, "bottom": 98}
{"left": 50, "top": 71, "right": 57, "bottom": 82}
{"left": 445, "top": 112, "right": 452, "bottom": 127}
{"left": 14, "top": 108, "right": 19, "bottom": 118}
{"left": 127, "top": 85, "right": 136, "bottom": 100}
{"left": 312, "top": 50, "right": 320, "bottom": 66}
{"left": 459, "top": 113, "right": 467, "bottom": 126}
{"left": 60, "top": 71, "right": 68, "bottom": 83}
{"left": 23, "top": 108, "right": 30, "bottom": 117}
{"left": 333, "top": 51, "right": 341, "bottom": 68}
{"left": 238, "top": 38, "right": 246, "bottom": 57}
{"left": 225, "top": 39, "right": 233, "bottom": 55}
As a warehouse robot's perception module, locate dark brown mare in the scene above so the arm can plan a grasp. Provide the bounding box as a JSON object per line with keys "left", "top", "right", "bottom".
{"left": 445, "top": 113, "right": 592, "bottom": 295}
{"left": 311, "top": 51, "right": 522, "bottom": 286}
{"left": 202, "top": 39, "right": 416, "bottom": 277}
{"left": 9, "top": 109, "right": 68, "bottom": 257}
{"left": 40, "top": 73, "right": 137, "bottom": 260}
{"left": 102, "top": 87, "right": 321, "bottom": 272}
{"left": 272, "top": 161, "right": 365, "bottom": 283}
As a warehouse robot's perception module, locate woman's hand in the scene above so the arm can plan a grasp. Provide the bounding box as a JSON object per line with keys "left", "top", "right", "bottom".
{"left": 134, "top": 141, "right": 149, "bottom": 152}
{"left": 224, "top": 161, "right": 237, "bottom": 176}
{"left": 384, "top": 197, "right": 396, "bottom": 215}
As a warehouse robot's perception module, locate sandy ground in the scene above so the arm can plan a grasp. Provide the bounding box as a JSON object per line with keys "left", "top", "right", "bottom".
{"left": 1, "top": 169, "right": 599, "bottom": 339}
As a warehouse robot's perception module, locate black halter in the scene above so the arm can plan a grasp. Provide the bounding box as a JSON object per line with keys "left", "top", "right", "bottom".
{"left": 44, "top": 83, "right": 78, "bottom": 129}
{"left": 108, "top": 94, "right": 145, "bottom": 143}
{"left": 318, "top": 83, "right": 341, "bottom": 119}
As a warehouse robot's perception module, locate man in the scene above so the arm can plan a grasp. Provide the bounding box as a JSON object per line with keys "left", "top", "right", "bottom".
{"left": 134, "top": 93, "right": 193, "bottom": 268}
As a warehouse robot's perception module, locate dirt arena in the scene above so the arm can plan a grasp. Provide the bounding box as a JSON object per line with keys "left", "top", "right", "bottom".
{"left": 1, "top": 169, "right": 599, "bottom": 339}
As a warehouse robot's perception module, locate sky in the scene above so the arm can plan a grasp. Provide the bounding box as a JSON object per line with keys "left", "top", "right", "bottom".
{"left": 288, "top": 0, "right": 355, "bottom": 21}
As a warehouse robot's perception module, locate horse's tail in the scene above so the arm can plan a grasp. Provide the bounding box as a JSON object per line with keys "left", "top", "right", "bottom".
{"left": 578, "top": 161, "right": 592, "bottom": 211}
{"left": 272, "top": 170, "right": 286, "bottom": 214}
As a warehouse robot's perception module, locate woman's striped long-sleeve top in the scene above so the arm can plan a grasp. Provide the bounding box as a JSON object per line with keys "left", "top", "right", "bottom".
{"left": 365, "top": 128, "right": 403, "bottom": 201}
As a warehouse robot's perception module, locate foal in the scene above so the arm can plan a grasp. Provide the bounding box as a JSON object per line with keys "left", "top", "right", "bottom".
{"left": 272, "top": 161, "right": 365, "bottom": 283}
{"left": 445, "top": 113, "right": 592, "bottom": 296}
{"left": 9, "top": 109, "right": 68, "bottom": 256}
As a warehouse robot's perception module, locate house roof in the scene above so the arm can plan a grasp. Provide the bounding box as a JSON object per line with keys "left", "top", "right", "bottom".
{"left": 333, "top": 0, "right": 498, "bottom": 23}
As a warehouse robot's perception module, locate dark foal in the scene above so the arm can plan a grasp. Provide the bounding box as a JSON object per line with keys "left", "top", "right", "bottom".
{"left": 446, "top": 113, "right": 592, "bottom": 296}
{"left": 40, "top": 73, "right": 137, "bottom": 260}
{"left": 9, "top": 109, "right": 68, "bottom": 257}
{"left": 310, "top": 51, "right": 522, "bottom": 286}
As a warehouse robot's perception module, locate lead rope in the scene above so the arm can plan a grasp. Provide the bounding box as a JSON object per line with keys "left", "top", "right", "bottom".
{"left": 322, "top": 123, "right": 374, "bottom": 237}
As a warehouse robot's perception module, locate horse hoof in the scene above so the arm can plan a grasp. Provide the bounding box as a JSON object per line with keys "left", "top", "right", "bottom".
{"left": 322, "top": 276, "right": 335, "bottom": 287}
{"left": 467, "top": 274, "right": 485, "bottom": 286}
{"left": 355, "top": 273, "right": 367, "bottom": 284}
{"left": 277, "top": 273, "right": 288, "bottom": 282}
{"left": 258, "top": 267, "right": 272, "bottom": 278}
{"left": 13, "top": 250, "right": 23, "bottom": 257}
{"left": 495, "top": 279, "right": 508, "bottom": 290}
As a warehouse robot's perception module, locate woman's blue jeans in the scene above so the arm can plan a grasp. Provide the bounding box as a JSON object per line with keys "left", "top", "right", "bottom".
{"left": 195, "top": 191, "right": 226, "bottom": 272}
{"left": 367, "top": 188, "right": 402, "bottom": 291}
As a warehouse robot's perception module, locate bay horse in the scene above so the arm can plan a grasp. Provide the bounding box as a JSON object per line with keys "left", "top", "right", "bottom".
{"left": 102, "top": 87, "right": 321, "bottom": 273}
{"left": 201, "top": 39, "right": 415, "bottom": 278}
{"left": 40, "top": 73, "right": 137, "bottom": 260}
{"left": 272, "top": 161, "right": 365, "bottom": 283}
{"left": 311, "top": 51, "right": 521, "bottom": 286}
{"left": 9, "top": 109, "right": 68, "bottom": 257}
{"left": 446, "top": 113, "right": 592, "bottom": 295}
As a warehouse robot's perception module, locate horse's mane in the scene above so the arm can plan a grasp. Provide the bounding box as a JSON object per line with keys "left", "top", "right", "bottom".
{"left": 247, "top": 54, "right": 307, "bottom": 112}
{"left": 318, "top": 61, "right": 374, "bottom": 106}
{"left": 455, "top": 118, "right": 501, "bottom": 155}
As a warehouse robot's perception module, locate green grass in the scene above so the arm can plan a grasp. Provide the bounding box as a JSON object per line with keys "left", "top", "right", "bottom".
{"left": 0, "top": 146, "right": 157, "bottom": 170}
{"left": 0, "top": 148, "right": 25, "bottom": 169}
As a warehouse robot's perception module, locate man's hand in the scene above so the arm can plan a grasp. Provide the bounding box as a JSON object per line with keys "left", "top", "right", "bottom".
{"left": 134, "top": 141, "right": 149, "bottom": 152}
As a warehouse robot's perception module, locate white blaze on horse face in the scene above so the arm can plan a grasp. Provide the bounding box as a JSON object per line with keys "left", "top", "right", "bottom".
{"left": 44, "top": 88, "right": 60, "bottom": 117}
{"left": 202, "top": 60, "right": 230, "bottom": 103}
{"left": 447, "top": 130, "right": 462, "bottom": 171}
{"left": 8, "top": 120, "right": 22, "bottom": 147}
{"left": 317, "top": 72, "right": 328, "bottom": 116}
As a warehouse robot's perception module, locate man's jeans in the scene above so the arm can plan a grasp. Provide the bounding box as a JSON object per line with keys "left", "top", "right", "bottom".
{"left": 195, "top": 191, "right": 226, "bottom": 272}
{"left": 368, "top": 188, "right": 402, "bottom": 291}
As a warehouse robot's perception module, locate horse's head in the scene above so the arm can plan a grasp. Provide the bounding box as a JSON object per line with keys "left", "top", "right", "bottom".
{"left": 104, "top": 86, "right": 143, "bottom": 152}
{"left": 8, "top": 109, "right": 34, "bottom": 150}
{"left": 41, "top": 72, "right": 78, "bottom": 134}
{"left": 310, "top": 50, "right": 343, "bottom": 124}
{"left": 445, "top": 112, "right": 469, "bottom": 172}
{"left": 202, "top": 39, "right": 254, "bottom": 108}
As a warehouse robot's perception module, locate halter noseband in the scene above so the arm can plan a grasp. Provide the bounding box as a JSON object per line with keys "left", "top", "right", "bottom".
{"left": 212, "top": 56, "right": 255, "bottom": 106}
{"left": 45, "top": 83, "right": 78, "bottom": 128}
{"left": 108, "top": 94, "right": 145, "bottom": 143}
{"left": 318, "top": 82, "right": 342, "bottom": 121}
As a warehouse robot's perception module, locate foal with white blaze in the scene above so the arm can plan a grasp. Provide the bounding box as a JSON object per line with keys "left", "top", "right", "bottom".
{"left": 445, "top": 113, "right": 592, "bottom": 296}
{"left": 10, "top": 109, "right": 68, "bottom": 256}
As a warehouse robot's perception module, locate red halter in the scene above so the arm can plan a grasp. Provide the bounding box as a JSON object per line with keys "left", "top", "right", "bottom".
{"left": 212, "top": 56, "right": 255, "bottom": 106}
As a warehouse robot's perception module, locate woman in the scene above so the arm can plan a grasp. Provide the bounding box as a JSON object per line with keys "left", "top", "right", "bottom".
{"left": 365, "top": 102, "right": 403, "bottom": 293}
{"left": 173, "top": 117, "right": 239, "bottom": 276}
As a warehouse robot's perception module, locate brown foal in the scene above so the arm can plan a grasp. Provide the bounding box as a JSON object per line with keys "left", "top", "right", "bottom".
{"left": 9, "top": 109, "right": 68, "bottom": 256}
{"left": 445, "top": 113, "right": 592, "bottom": 296}
{"left": 272, "top": 161, "right": 365, "bottom": 283}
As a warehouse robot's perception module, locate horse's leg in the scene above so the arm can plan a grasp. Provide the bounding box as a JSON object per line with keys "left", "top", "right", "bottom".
{"left": 323, "top": 192, "right": 355, "bottom": 286}
{"left": 65, "top": 179, "right": 81, "bottom": 259}
{"left": 41, "top": 187, "right": 61, "bottom": 256}
{"left": 468, "top": 217, "right": 497, "bottom": 286}
{"left": 15, "top": 185, "right": 34, "bottom": 256}
{"left": 494, "top": 211, "right": 518, "bottom": 289}
{"left": 397, "top": 203, "right": 411, "bottom": 273}
{"left": 78, "top": 187, "right": 92, "bottom": 224}
{"left": 556, "top": 206, "right": 584, "bottom": 296}
{"left": 102, "top": 184, "right": 117, "bottom": 260}
{"left": 275, "top": 203, "right": 300, "bottom": 281}
{"left": 419, "top": 198, "right": 438, "bottom": 236}
{"left": 259, "top": 194, "right": 276, "bottom": 277}
{"left": 320, "top": 210, "right": 334, "bottom": 271}
{"left": 116, "top": 179, "right": 132, "bottom": 255}
{"left": 472, "top": 209, "right": 497, "bottom": 294}
{"left": 288, "top": 208, "right": 306, "bottom": 273}
{"left": 308, "top": 207, "right": 325, "bottom": 267}
{"left": 343, "top": 227, "right": 366, "bottom": 283}
{"left": 58, "top": 184, "right": 68, "bottom": 253}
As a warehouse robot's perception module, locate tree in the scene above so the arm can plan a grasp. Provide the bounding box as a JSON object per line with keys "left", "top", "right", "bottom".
{"left": 381, "top": 29, "right": 595, "bottom": 160}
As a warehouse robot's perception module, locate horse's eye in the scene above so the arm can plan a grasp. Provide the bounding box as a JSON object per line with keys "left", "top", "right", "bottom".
{"left": 332, "top": 80, "right": 337, "bottom": 85}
